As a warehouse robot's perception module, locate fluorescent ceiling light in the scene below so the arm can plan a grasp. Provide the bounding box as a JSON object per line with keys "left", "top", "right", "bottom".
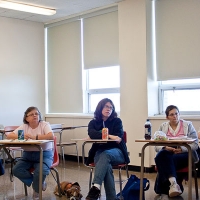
{"left": 0, "top": 0, "right": 56, "bottom": 15}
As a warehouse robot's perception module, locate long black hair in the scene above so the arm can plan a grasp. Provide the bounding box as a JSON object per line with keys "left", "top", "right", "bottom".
{"left": 94, "top": 98, "right": 117, "bottom": 121}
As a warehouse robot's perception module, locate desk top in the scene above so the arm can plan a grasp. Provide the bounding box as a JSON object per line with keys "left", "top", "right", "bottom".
{"left": 71, "top": 138, "right": 120, "bottom": 142}
{"left": 135, "top": 138, "right": 196, "bottom": 144}
{"left": 52, "top": 126, "right": 87, "bottom": 131}
{"left": 0, "top": 139, "right": 53, "bottom": 145}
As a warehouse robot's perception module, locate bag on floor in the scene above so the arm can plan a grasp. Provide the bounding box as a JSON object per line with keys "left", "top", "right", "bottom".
{"left": 116, "top": 174, "right": 150, "bottom": 200}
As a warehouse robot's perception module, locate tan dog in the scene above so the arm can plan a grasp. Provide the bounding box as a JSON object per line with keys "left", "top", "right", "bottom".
{"left": 65, "top": 182, "right": 82, "bottom": 200}
{"left": 54, "top": 181, "right": 82, "bottom": 200}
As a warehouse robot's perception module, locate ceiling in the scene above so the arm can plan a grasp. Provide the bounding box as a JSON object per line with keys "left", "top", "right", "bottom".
{"left": 0, "top": 0, "right": 124, "bottom": 24}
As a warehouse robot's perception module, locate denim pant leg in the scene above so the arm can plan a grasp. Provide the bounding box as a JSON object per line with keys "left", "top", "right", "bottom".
{"left": 154, "top": 149, "right": 188, "bottom": 194}
{"left": 93, "top": 148, "right": 125, "bottom": 200}
{"left": 32, "top": 151, "right": 53, "bottom": 193}
{"left": 13, "top": 151, "right": 53, "bottom": 193}
{"left": 13, "top": 156, "right": 34, "bottom": 187}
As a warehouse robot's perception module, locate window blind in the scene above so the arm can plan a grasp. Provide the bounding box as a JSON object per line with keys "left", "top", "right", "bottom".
{"left": 47, "top": 21, "right": 83, "bottom": 113}
{"left": 83, "top": 11, "right": 119, "bottom": 69}
{"left": 155, "top": 0, "right": 200, "bottom": 81}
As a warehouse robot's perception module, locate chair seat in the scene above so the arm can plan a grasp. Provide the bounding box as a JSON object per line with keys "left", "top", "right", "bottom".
{"left": 56, "top": 142, "right": 77, "bottom": 146}
{"left": 89, "top": 162, "right": 127, "bottom": 168}
{"left": 155, "top": 166, "right": 188, "bottom": 173}
{"left": 8, "top": 147, "right": 23, "bottom": 150}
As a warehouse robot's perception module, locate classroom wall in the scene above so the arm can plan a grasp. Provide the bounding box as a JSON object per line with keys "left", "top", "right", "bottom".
{"left": 1, "top": 0, "right": 200, "bottom": 168}
{"left": 0, "top": 17, "right": 45, "bottom": 126}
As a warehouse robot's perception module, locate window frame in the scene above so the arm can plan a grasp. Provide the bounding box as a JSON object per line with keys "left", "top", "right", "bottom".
{"left": 158, "top": 82, "right": 200, "bottom": 115}
{"left": 84, "top": 67, "right": 120, "bottom": 113}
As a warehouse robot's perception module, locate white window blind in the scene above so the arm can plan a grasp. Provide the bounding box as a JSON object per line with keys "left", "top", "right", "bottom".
{"left": 155, "top": 0, "right": 200, "bottom": 81}
{"left": 46, "top": 21, "right": 82, "bottom": 113}
{"left": 83, "top": 11, "right": 119, "bottom": 69}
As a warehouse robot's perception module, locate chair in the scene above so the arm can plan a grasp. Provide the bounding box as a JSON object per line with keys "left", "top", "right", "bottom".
{"left": 50, "top": 124, "right": 79, "bottom": 165}
{"left": 4, "top": 126, "right": 23, "bottom": 181}
{"left": 155, "top": 163, "right": 199, "bottom": 199}
{"left": 24, "top": 136, "right": 62, "bottom": 197}
{"left": 86, "top": 131, "right": 129, "bottom": 200}
{"left": 4, "top": 126, "right": 23, "bottom": 158}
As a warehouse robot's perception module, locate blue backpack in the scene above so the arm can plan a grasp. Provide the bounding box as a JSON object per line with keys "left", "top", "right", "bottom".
{"left": 117, "top": 174, "right": 150, "bottom": 200}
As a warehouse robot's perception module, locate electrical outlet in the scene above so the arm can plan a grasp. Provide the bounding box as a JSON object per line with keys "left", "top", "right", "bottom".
{"left": 128, "top": 151, "right": 130, "bottom": 156}
{"left": 139, "top": 153, "right": 141, "bottom": 157}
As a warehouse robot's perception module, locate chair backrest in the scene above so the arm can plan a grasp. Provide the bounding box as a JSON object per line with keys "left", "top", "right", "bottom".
{"left": 123, "top": 131, "right": 127, "bottom": 143}
{"left": 51, "top": 136, "right": 59, "bottom": 168}
{"left": 4, "top": 126, "right": 19, "bottom": 136}
{"left": 50, "top": 124, "right": 63, "bottom": 134}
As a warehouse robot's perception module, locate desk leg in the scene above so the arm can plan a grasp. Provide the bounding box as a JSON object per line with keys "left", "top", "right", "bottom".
{"left": 39, "top": 147, "right": 43, "bottom": 200}
{"left": 183, "top": 144, "right": 192, "bottom": 200}
{"left": 139, "top": 143, "right": 148, "bottom": 200}
{"left": 82, "top": 142, "right": 86, "bottom": 166}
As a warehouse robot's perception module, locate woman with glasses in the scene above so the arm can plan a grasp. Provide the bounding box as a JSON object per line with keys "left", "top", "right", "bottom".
{"left": 154, "top": 105, "right": 199, "bottom": 200}
{"left": 85, "top": 98, "right": 130, "bottom": 200}
{"left": 6, "top": 106, "right": 54, "bottom": 199}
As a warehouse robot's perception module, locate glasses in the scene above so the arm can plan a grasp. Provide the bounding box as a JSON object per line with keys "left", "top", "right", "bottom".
{"left": 27, "top": 112, "right": 39, "bottom": 117}
{"left": 104, "top": 105, "right": 113, "bottom": 110}
{"left": 168, "top": 112, "right": 179, "bottom": 117}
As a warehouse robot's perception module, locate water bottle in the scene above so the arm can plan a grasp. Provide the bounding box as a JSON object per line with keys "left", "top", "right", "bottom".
{"left": 144, "top": 119, "right": 151, "bottom": 140}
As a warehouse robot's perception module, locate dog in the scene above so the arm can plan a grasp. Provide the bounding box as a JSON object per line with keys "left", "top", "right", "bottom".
{"left": 54, "top": 181, "right": 82, "bottom": 200}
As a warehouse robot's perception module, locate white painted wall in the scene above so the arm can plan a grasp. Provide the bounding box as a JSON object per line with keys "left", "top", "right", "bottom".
{"left": 1, "top": 0, "right": 200, "bottom": 168}
{"left": 0, "top": 17, "right": 45, "bottom": 126}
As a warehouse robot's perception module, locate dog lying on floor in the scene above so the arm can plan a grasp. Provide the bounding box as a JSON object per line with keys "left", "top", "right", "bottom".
{"left": 54, "top": 181, "right": 83, "bottom": 200}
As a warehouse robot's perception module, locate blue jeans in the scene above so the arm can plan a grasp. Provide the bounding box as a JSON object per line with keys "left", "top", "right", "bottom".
{"left": 93, "top": 148, "right": 125, "bottom": 200}
{"left": 13, "top": 151, "right": 53, "bottom": 193}
{"left": 154, "top": 149, "right": 188, "bottom": 195}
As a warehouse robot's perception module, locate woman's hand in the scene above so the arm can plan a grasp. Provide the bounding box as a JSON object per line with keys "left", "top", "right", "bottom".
{"left": 173, "top": 147, "right": 182, "bottom": 154}
{"left": 165, "top": 146, "right": 176, "bottom": 152}
{"left": 24, "top": 133, "right": 35, "bottom": 140}
{"left": 164, "top": 146, "right": 182, "bottom": 154}
{"left": 108, "top": 134, "right": 122, "bottom": 143}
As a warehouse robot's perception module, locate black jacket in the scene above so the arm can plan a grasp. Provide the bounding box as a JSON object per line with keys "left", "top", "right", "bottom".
{"left": 86, "top": 117, "right": 130, "bottom": 165}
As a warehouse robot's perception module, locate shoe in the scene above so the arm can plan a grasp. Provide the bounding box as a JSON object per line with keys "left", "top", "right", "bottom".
{"left": 33, "top": 190, "right": 39, "bottom": 199}
{"left": 154, "top": 194, "right": 169, "bottom": 200}
{"left": 42, "top": 181, "right": 47, "bottom": 191}
{"left": 169, "top": 182, "right": 182, "bottom": 197}
{"left": 86, "top": 186, "right": 100, "bottom": 200}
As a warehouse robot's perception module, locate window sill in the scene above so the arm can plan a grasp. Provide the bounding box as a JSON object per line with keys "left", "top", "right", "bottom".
{"left": 44, "top": 113, "right": 93, "bottom": 119}
{"left": 149, "top": 115, "right": 200, "bottom": 120}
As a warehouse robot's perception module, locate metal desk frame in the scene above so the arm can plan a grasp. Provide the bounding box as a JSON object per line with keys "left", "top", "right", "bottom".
{"left": 135, "top": 139, "right": 195, "bottom": 200}
{"left": 0, "top": 140, "right": 53, "bottom": 200}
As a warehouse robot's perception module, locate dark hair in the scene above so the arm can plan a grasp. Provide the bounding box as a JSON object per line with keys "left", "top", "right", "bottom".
{"left": 165, "top": 105, "right": 179, "bottom": 117}
{"left": 23, "top": 106, "right": 42, "bottom": 124}
{"left": 94, "top": 98, "right": 117, "bottom": 121}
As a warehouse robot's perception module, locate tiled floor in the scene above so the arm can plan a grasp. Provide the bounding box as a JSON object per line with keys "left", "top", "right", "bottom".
{"left": 0, "top": 159, "right": 199, "bottom": 200}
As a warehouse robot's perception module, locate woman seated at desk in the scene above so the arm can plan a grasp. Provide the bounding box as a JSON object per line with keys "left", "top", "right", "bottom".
{"left": 85, "top": 98, "right": 130, "bottom": 200}
{"left": 6, "top": 106, "right": 54, "bottom": 199}
{"left": 154, "top": 105, "right": 199, "bottom": 200}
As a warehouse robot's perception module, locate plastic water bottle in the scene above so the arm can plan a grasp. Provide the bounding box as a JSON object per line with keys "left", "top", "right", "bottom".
{"left": 144, "top": 119, "right": 151, "bottom": 140}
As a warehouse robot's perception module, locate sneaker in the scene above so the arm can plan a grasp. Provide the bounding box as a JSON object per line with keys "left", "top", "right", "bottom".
{"left": 42, "top": 181, "right": 47, "bottom": 191}
{"left": 33, "top": 190, "right": 39, "bottom": 199}
{"left": 169, "top": 182, "right": 182, "bottom": 197}
{"left": 86, "top": 186, "right": 100, "bottom": 200}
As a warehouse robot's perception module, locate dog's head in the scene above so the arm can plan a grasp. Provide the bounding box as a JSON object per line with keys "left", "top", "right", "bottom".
{"left": 66, "top": 182, "right": 83, "bottom": 200}
{"left": 54, "top": 181, "right": 72, "bottom": 196}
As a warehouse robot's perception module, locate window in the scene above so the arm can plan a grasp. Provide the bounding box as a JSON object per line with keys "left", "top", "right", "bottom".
{"left": 159, "top": 78, "right": 200, "bottom": 114}
{"left": 84, "top": 66, "right": 120, "bottom": 113}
